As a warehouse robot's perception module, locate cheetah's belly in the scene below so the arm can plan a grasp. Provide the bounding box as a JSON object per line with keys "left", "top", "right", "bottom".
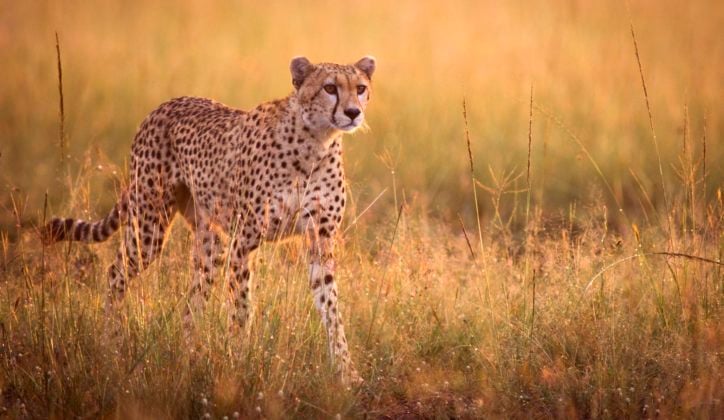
{"left": 261, "top": 184, "right": 306, "bottom": 241}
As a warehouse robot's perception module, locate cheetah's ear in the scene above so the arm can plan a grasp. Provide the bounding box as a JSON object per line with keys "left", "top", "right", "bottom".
{"left": 354, "top": 56, "right": 376, "bottom": 80}
{"left": 290, "top": 57, "right": 315, "bottom": 90}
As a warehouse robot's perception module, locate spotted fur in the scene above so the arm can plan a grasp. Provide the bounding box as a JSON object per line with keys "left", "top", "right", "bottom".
{"left": 42, "top": 56, "right": 375, "bottom": 384}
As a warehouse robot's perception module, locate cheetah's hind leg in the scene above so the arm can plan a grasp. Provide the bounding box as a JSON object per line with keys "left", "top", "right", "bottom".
{"left": 176, "top": 191, "right": 232, "bottom": 340}
{"left": 103, "top": 194, "right": 175, "bottom": 343}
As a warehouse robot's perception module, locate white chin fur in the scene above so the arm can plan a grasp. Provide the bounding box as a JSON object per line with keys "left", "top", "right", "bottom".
{"left": 336, "top": 119, "right": 361, "bottom": 132}
{"left": 339, "top": 124, "right": 359, "bottom": 132}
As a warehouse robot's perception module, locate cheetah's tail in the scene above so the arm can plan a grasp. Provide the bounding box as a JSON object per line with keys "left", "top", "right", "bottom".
{"left": 41, "top": 192, "right": 128, "bottom": 245}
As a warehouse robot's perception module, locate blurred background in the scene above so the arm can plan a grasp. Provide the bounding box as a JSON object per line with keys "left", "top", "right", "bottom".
{"left": 1, "top": 0, "right": 721, "bottom": 234}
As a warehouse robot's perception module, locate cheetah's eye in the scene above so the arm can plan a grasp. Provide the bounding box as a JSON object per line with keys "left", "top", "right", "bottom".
{"left": 356, "top": 85, "right": 367, "bottom": 95}
{"left": 323, "top": 84, "right": 337, "bottom": 95}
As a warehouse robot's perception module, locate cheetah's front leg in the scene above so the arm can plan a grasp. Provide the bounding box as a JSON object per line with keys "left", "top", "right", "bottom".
{"left": 308, "top": 235, "right": 361, "bottom": 385}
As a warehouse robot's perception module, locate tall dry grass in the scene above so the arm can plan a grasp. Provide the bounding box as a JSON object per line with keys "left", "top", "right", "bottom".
{"left": 1, "top": 192, "right": 721, "bottom": 417}
{"left": 1, "top": 0, "right": 722, "bottom": 418}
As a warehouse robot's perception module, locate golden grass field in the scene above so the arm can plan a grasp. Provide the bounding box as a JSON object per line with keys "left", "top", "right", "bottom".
{"left": 0, "top": 0, "right": 722, "bottom": 418}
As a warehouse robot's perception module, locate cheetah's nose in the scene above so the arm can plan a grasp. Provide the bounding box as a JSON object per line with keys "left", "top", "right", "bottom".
{"left": 344, "top": 108, "right": 361, "bottom": 120}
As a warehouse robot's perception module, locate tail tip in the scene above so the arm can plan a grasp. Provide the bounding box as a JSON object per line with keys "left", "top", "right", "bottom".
{"left": 41, "top": 218, "right": 71, "bottom": 245}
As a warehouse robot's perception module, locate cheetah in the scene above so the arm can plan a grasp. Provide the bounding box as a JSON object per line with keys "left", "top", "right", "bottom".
{"left": 42, "top": 56, "right": 376, "bottom": 384}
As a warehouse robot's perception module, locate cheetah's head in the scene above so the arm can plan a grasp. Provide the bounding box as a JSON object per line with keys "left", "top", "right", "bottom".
{"left": 290, "top": 56, "right": 375, "bottom": 133}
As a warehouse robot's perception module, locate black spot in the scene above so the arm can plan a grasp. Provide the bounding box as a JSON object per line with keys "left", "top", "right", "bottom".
{"left": 92, "top": 225, "right": 103, "bottom": 241}
{"left": 81, "top": 222, "right": 92, "bottom": 239}
{"left": 73, "top": 223, "right": 84, "bottom": 240}
{"left": 63, "top": 219, "right": 74, "bottom": 235}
